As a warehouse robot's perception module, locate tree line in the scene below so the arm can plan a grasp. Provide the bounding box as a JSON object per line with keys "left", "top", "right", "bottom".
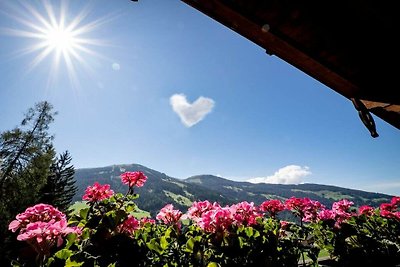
{"left": 0, "top": 101, "right": 77, "bottom": 265}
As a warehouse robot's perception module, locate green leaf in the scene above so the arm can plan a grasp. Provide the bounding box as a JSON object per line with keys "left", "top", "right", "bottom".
{"left": 160, "top": 236, "right": 169, "bottom": 250}
{"left": 238, "top": 236, "right": 245, "bottom": 248}
{"left": 186, "top": 237, "right": 195, "bottom": 253}
{"left": 54, "top": 249, "right": 72, "bottom": 260}
{"left": 65, "top": 233, "right": 77, "bottom": 249}
{"left": 65, "top": 258, "right": 84, "bottom": 267}
{"left": 81, "top": 228, "right": 91, "bottom": 239}
{"left": 164, "top": 227, "right": 172, "bottom": 238}
{"left": 245, "top": 227, "right": 254, "bottom": 238}
{"left": 207, "top": 262, "right": 220, "bottom": 267}
{"left": 125, "top": 203, "right": 137, "bottom": 213}
{"left": 147, "top": 238, "right": 163, "bottom": 254}
{"left": 79, "top": 208, "right": 89, "bottom": 220}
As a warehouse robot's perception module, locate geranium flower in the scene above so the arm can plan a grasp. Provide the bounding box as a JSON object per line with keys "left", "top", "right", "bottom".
{"left": 156, "top": 204, "right": 182, "bottom": 225}
{"left": 185, "top": 200, "right": 220, "bottom": 222}
{"left": 391, "top": 196, "right": 400, "bottom": 207}
{"left": 318, "top": 209, "right": 335, "bottom": 221}
{"left": 140, "top": 217, "right": 156, "bottom": 226}
{"left": 120, "top": 171, "right": 147, "bottom": 188}
{"left": 8, "top": 203, "right": 66, "bottom": 233}
{"left": 285, "top": 197, "right": 324, "bottom": 222}
{"left": 331, "top": 199, "right": 354, "bottom": 227}
{"left": 198, "top": 206, "right": 233, "bottom": 234}
{"left": 9, "top": 204, "right": 81, "bottom": 256}
{"left": 117, "top": 215, "right": 140, "bottom": 235}
{"left": 230, "top": 201, "right": 261, "bottom": 226}
{"left": 82, "top": 182, "right": 114, "bottom": 202}
{"left": 380, "top": 202, "right": 399, "bottom": 219}
{"left": 260, "top": 199, "right": 285, "bottom": 218}
{"left": 358, "top": 205, "right": 374, "bottom": 216}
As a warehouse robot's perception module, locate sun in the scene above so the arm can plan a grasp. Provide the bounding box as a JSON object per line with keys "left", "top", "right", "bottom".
{"left": 45, "top": 26, "right": 76, "bottom": 52}
{"left": 3, "top": 0, "right": 109, "bottom": 87}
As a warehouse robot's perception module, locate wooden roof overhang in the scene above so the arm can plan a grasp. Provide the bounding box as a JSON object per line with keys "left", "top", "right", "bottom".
{"left": 181, "top": 0, "right": 400, "bottom": 137}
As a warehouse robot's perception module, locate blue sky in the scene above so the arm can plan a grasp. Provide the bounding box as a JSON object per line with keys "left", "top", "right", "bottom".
{"left": 0, "top": 0, "right": 399, "bottom": 195}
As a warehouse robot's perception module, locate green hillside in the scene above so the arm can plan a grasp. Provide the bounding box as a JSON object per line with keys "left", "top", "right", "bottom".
{"left": 74, "top": 164, "right": 393, "bottom": 216}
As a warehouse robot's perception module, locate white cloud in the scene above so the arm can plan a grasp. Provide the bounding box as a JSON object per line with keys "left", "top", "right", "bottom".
{"left": 170, "top": 94, "right": 215, "bottom": 127}
{"left": 247, "top": 165, "right": 311, "bottom": 184}
{"left": 112, "top": 63, "right": 120, "bottom": 71}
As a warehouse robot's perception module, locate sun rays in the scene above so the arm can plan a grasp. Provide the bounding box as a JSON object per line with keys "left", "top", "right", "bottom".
{"left": 1, "top": 0, "right": 110, "bottom": 88}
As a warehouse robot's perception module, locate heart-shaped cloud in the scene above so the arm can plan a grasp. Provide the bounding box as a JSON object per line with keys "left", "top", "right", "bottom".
{"left": 170, "top": 94, "right": 215, "bottom": 127}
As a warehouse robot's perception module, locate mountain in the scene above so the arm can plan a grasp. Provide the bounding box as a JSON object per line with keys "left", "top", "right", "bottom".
{"left": 74, "top": 164, "right": 393, "bottom": 216}
{"left": 74, "top": 164, "right": 231, "bottom": 216}
{"left": 185, "top": 175, "right": 391, "bottom": 209}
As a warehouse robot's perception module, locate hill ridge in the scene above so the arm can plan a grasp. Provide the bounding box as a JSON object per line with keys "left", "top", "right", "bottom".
{"left": 74, "top": 163, "right": 392, "bottom": 216}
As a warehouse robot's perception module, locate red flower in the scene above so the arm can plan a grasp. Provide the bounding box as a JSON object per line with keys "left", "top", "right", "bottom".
{"left": 82, "top": 182, "right": 114, "bottom": 202}
{"left": 285, "top": 197, "right": 324, "bottom": 222}
{"left": 317, "top": 209, "right": 335, "bottom": 221}
{"left": 358, "top": 205, "right": 374, "bottom": 216}
{"left": 140, "top": 217, "right": 156, "bottom": 226}
{"left": 391, "top": 196, "right": 400, "bottom": 207}
{"left": 260, "top": 199, "right": 285, "bottom": 218}
{"left": 380, "top": 202, "right": 399, "bottom": 220}
{"left": 120, "top": 171, "right": 147, "bottom": 188}
{"left": 117, "top": 215, "right": 140, "bottom": 235}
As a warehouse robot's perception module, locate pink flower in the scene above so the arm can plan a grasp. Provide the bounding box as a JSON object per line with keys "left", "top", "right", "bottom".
{"left": 230, "top": 201, "right": 261, "bottom": 226}
{"left": 380, "top": 202, "right": 399, "bottom": 219}
{"left": 380, "top": 203, "right": 395, "bottom": 212}
{"left": 285, "top": 197, "right": 324, "bottom": 222}
{"left": 331, "top": 199, "right": 354, "bottom": 227}
{"left": 302, "top": 200, "right": 324, "bottom": 222}
{"left": 156, "top": 204, "right": 183, "bottom": 225}
{"left": 118, "top": 215, "right": 140, "bottom": 235}
{"left": 391, "top": 196, "right": 400, "bottom": 207}
{"left": 120, "top": 171, "right": 147, "bottom": 188}
{"left": 140, "top": 217, "right": 156, "bottom": 226}
{"left": 185, "top": 200, "right": 220, "bottom": 222}
{"left": 8, "top": 204, "right": 66, "bottom": 233}
{"left": 9, "top": 204, "right": 80, "bottom": 255}
{"left": 260, "top": 199, "right": 285, "bottom": 218}
{"left": 82, "top": 182, "right": 114, "bottom": 202}
{"left": 358, "top": 205, "right": 374, "bottom": 216}
{"left": 198, "top": 206, "right": 233, "bottom": 233}
{"left": 285, "top": 197, "right": 308, "bottom": 217}
{"left": 318, "top": 209, "right": 335, "bottom": 221}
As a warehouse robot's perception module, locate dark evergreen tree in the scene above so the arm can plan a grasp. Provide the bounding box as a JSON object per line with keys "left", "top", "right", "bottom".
{"left": 0, "top": 101, "right": 56, "bottom": 265}
{"left": 40, "top": 150, "right": 77, "bottom": 211}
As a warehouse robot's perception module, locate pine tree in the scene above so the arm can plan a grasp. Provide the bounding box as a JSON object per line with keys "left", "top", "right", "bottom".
{"left": 0, "top": 101, "right": 56, "bottom": 264}
{"left": 40, "top": 150, "right": 77, "bottom": 211}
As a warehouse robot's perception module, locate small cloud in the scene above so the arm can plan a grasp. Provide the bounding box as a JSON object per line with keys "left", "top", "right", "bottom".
{"left": 248, "top": 165, "right": 311, "bottom": 185}
{"left": 170, "top": 93, "right": 215, "bottom": 127}
{"left": 112, "top": 63, "right": 120, "bottom": 71}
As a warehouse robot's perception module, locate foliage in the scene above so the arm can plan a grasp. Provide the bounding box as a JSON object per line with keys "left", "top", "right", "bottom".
{"left": 40, "top": 151, "right": 77, "bottom": 212}
{"left": 0, "top": 101, "right": 57, "bottom": 264}
{"left": 8, "top": 172, "right": 400, "bottom": 266}
{"left": 0, "top": 102, "right": 78, "bottom": 266}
